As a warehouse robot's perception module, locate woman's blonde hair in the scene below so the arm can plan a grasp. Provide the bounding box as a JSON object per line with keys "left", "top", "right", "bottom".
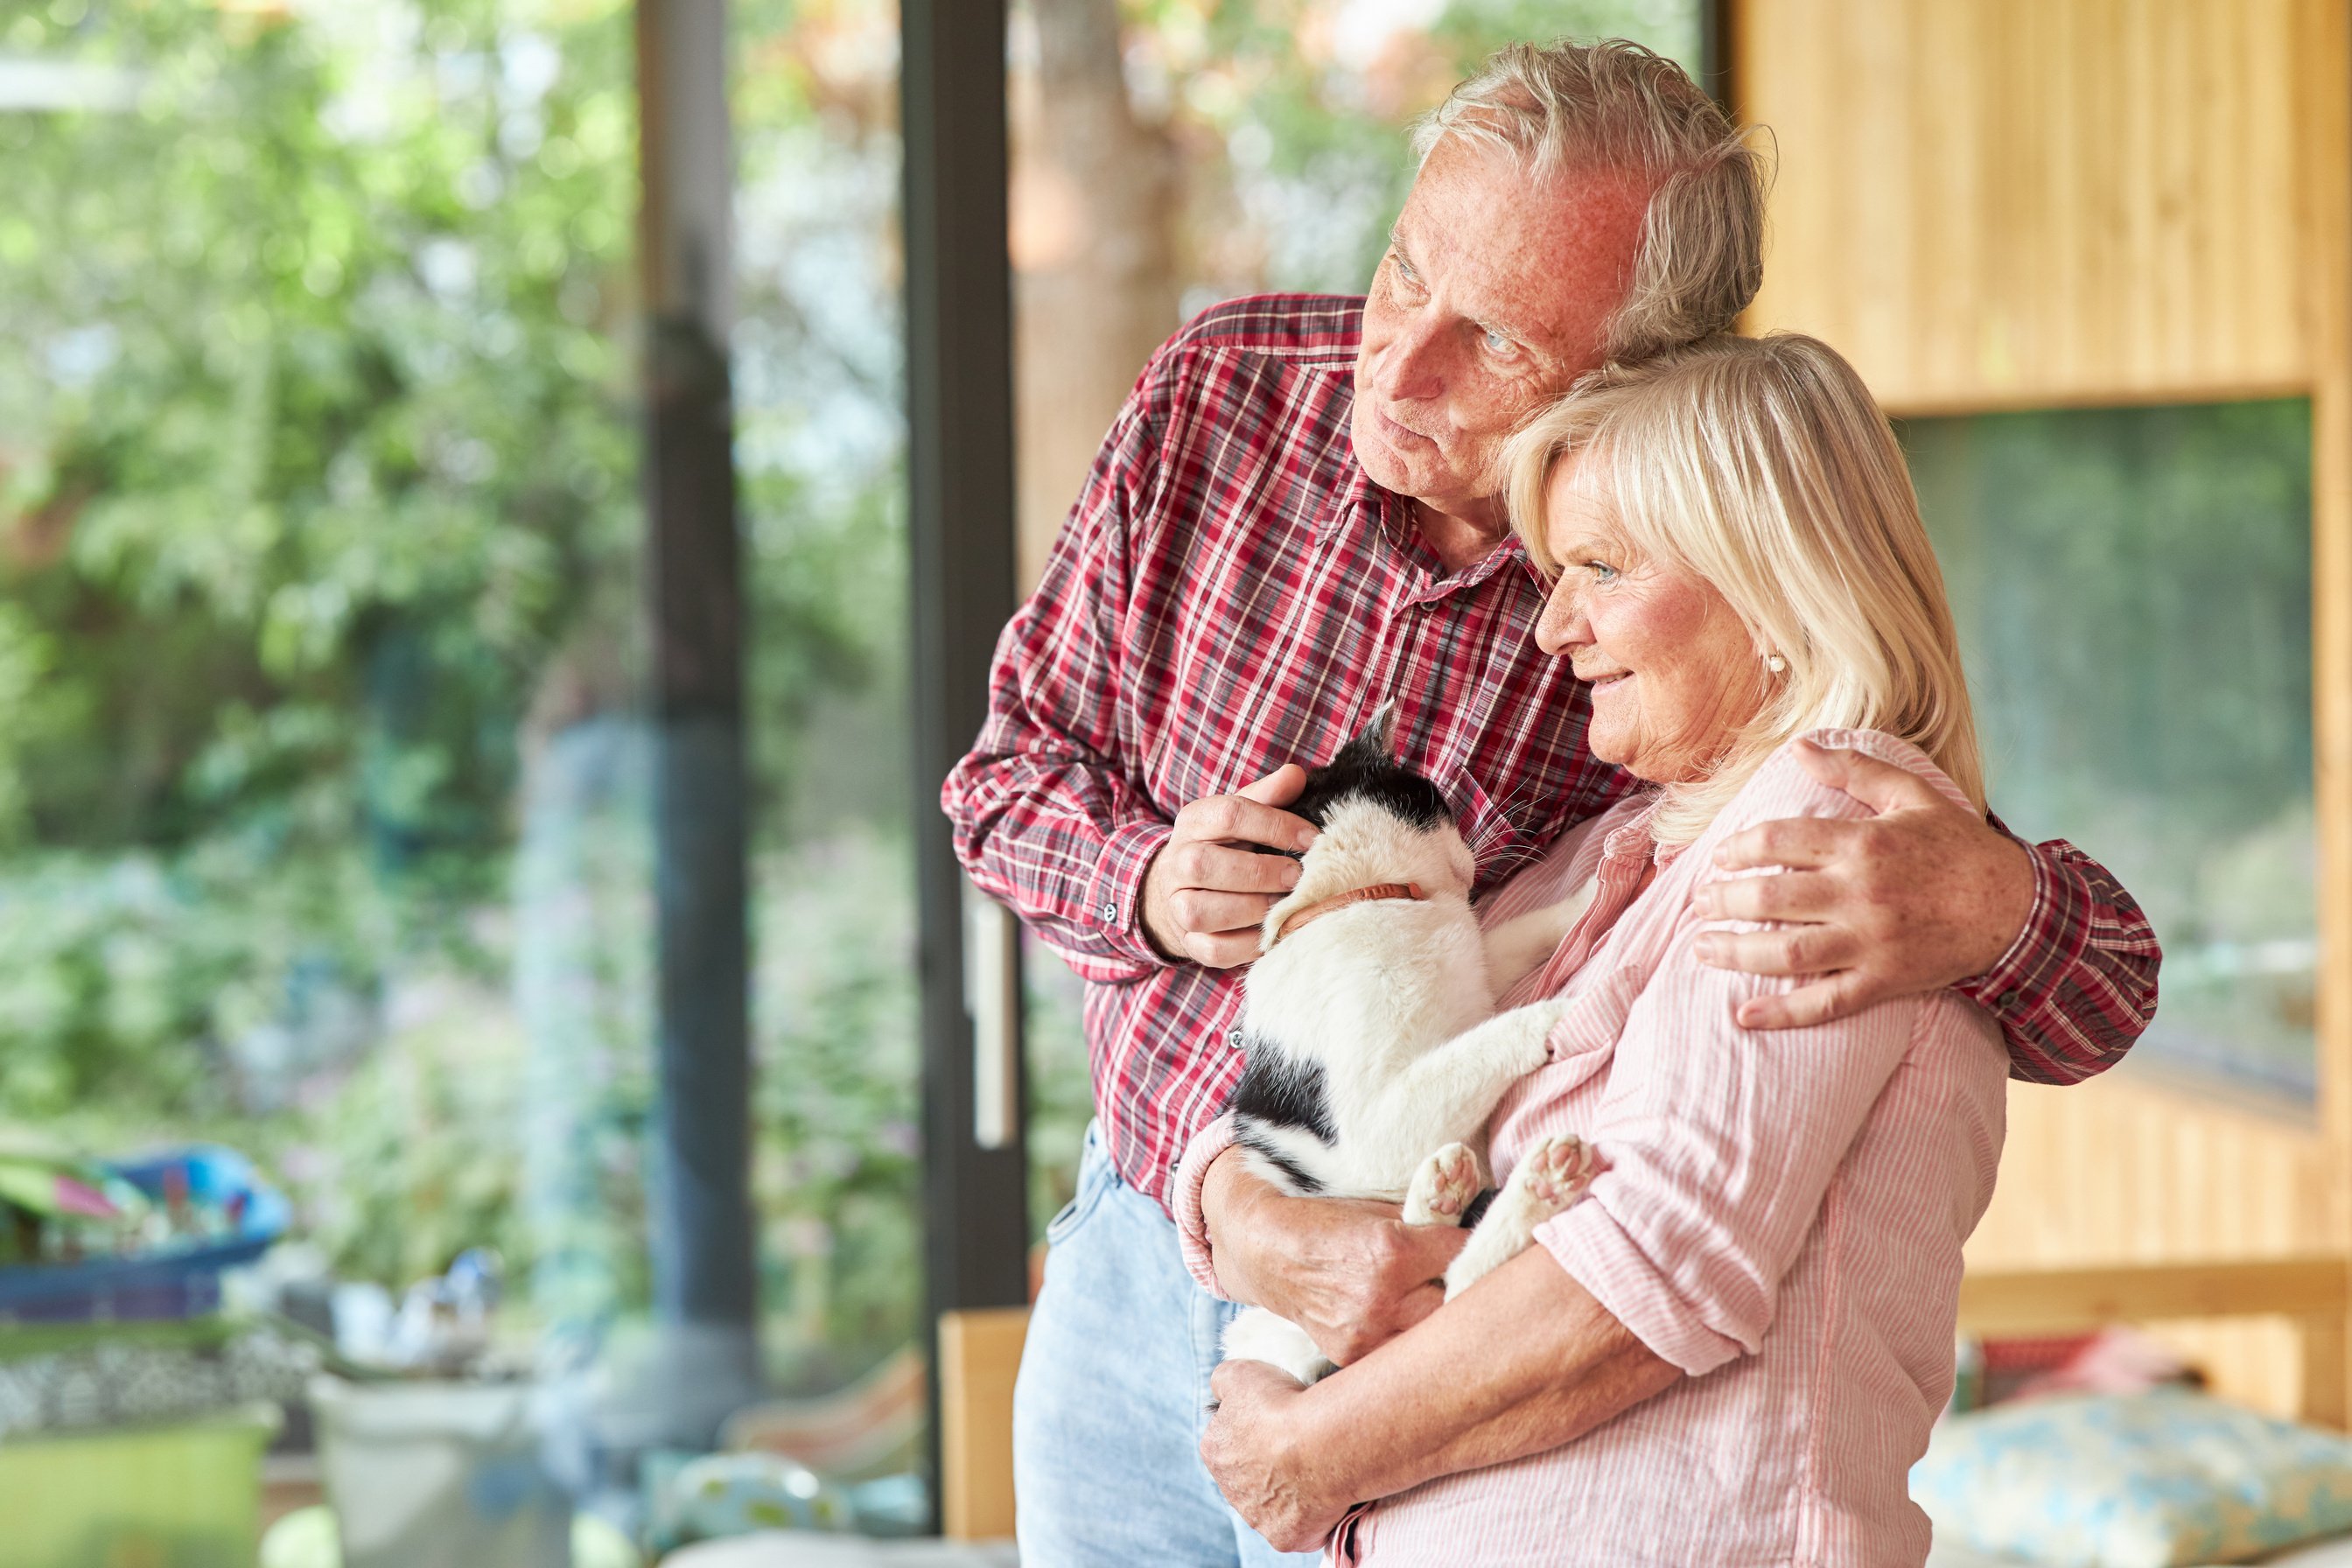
{"left": 1503, "top": 332, "right": 1984, "bottom": 845}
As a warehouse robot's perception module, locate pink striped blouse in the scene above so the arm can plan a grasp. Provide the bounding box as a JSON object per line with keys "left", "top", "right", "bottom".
{"left": 1173, "top": 729, "right": 2009, "bottom": 1566}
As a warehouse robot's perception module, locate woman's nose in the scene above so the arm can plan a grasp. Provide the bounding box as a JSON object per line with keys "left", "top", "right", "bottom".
{"left": 1534, "top": 581, "right": 1587, "bottom": 657}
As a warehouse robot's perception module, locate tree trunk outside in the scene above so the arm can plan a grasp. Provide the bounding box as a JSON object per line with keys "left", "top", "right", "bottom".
{"left": 1013, "top": 0, "right": 1181, "bottom": 592}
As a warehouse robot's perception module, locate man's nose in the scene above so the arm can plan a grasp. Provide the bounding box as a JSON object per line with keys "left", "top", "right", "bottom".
{"left": 1374, "top": 313, "right": 1448, "bottom": 402}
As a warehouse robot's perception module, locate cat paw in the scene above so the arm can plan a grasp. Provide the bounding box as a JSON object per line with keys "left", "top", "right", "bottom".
{"left": 1404, "top": 1141, "right": 1481, "bottom": 1226}
{"left": 1509, "top": 1132, "right": 1600, "bottom": 1212}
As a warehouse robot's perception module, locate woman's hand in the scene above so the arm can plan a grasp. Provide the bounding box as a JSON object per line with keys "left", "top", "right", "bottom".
{"left": 1200, "top": 1360, "right": 1354, "bottom": 1553}
{"left": 1205, "top": 1252, "right": 1682, "bottom": 1550}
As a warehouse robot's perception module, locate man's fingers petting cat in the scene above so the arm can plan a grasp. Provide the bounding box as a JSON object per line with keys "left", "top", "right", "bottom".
{"left": 1171, "top": 886, "right": 1284, "bottom": 935}
{"left": 1177, "top": 791, "right": 1320, "bottom": 857}
{"left": 1172, "top": 842, "right": 1305, "bottom": 897}
{"left": 1235, "top": 762, "right": 1311, "bottom": 808}
{"left": 1183, "top": 928, "right": 1269, "bottom": 968}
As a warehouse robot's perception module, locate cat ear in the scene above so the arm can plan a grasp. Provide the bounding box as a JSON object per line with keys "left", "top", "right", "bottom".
{"left": 1339, "top": 700, "right": 1398, "bottom": 765}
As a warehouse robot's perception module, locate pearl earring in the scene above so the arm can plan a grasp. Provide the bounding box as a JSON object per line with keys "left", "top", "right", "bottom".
{"left": 1765, "top": 653, "right": 1788, "bottom": 675}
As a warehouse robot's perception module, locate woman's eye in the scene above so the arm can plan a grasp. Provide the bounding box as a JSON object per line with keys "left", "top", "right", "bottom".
{"left": 1586, "top": 560, "right": 1618, "bottom": 583}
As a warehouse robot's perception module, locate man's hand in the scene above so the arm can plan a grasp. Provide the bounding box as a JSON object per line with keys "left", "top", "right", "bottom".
{"left": 1142, "top": 765, "right": 1320, "bottom": 967}
{"left": 1200, "top": 1359, "right": 1351, "bottom": 1553}
{"left": 1691, "top": 739, "right": 2035, "bottom": 1030}
{"left": 1201, "top": 1148, "right": 1466, "bottom": 1368}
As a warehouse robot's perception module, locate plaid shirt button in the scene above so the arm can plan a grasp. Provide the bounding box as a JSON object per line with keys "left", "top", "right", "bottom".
{"left": 1099, "top": 901, "right": 1116, "bottom": 922}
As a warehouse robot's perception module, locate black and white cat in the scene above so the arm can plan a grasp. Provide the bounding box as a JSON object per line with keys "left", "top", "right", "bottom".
{"left": 1219, "top": 706, "right": 1601, "bottom": 1385}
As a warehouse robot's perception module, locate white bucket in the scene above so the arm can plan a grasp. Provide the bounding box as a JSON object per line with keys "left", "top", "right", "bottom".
{"left": 308, "top": 1376, "right": 570, "bottom": 1568}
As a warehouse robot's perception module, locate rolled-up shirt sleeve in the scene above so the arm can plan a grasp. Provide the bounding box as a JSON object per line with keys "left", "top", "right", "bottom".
{"left": 1533, "top": 746, "right": 1936, "bottom": 1377}
{"left": 1958, "top": 825, "right": 2161, "bottom": 1087}
{"left": 1170, "top": 1112, "right": 1242, "bottom": 1297}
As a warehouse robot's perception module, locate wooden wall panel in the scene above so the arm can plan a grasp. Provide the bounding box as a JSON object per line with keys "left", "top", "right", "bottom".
{"left": 1733, "top": 0, "right": 2352, "bottom": 1418}
{"left": 1965, "top": 1076, "right": 2337, "bottom": 1416}
{"left": 1739, "top": 0, "right": 2319, "bottom": 413}
{"left": 939, "top": 1306, "right": 1028, "bottom": 1540}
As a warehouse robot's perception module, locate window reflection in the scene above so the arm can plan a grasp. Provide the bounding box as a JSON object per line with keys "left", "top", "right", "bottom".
{"left": 1902, "top": 400, "right": 2316, "bottom": 1096}
{"left": 0, "top": 0, "right": 931, "bottom": 1539}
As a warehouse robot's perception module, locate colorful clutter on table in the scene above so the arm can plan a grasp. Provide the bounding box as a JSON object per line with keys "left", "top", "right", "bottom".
{"left": 0, "top": 1144, "right": 291, "bottom": 1324}
{"left": 0, "top": 1315, "right": 324, "bottom": 1438}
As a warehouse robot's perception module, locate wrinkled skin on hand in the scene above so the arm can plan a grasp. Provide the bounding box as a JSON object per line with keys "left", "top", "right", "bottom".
{"left": 1201, "top": 1150, "right": 1468, "bottom": 1368}
{"left": 1694, "top": 740, "right": 2035, "bottom": 1029}
{"left": 1201, "top": 1358, "right": 1352, "bottom": 1554}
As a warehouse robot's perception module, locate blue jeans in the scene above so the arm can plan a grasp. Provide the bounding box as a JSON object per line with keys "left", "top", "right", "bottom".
{"left": 1013, "top": 1124, "right": 1324, "bottom": 1567}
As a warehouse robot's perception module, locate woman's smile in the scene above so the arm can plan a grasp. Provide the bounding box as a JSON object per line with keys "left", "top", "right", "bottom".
{"left": 1535, "top": 457, "right": 1769, "bottom": 784}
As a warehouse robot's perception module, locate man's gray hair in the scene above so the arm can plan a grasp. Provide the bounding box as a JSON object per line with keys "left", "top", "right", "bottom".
{"left": 1411, "top": 39, "right": 1766, "bottom": 362}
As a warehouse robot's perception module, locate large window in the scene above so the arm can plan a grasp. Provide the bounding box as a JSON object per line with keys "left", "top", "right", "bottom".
{"left": 0, "top": 0, "right": 927, "bottom": 1508}
{"left": 1902, "top": 401, "right": 2316, "bottom": 1098}
{"left": 0, "top": 0, "right": 1724, "bottom": 1538}
{"left": 0, "top": 0, "right": 648, "bottom": 1308}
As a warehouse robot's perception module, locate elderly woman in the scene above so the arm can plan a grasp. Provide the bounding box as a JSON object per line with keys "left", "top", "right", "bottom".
{"left": 1175, "top": 332, "right": 2009, "bottom": 1566}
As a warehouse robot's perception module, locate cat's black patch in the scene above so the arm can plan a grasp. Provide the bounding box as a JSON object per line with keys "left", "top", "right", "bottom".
{"left": 1228, "top": 1046, "right": 1337, "bottom": 1146}
{"left": 1460, "top": 1187, "right": 1498, "bottom": 1229}
{"left": 1287, "top": 707, "right": 1453, "bottom": 835}
{"left": 1234, "top": 1130, "right": 1325, "bottom": 1195}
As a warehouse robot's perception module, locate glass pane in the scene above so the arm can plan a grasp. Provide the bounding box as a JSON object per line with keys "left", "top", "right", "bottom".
{"left": 1008, "top": 0, "right": 1707, "bottom": 1228}
{"left": 1900, "top": 401, "right": 2315, "bottom": 1096}
{"left": 732, "top": 0, "right": 928, "bottom": 1430}
{"left": 2, "top": 0, "right": 926, "bottom": 1545}
{"left": 2, "top": 0, "right": 645, "bottom": 1315}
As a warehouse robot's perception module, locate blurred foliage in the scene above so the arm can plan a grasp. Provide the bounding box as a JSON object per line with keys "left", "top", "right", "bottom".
{"left": 0, "top": 0, "right": 646, "bottom": 1136}
{"left": 0, "top": 0, "right": 901, "bottom": 1351}
{"left": 1114, "top": 0, "right": 1698, "bottom": 303}
{"left": 751, "top": 829, "right": 920, "bottom": 1382}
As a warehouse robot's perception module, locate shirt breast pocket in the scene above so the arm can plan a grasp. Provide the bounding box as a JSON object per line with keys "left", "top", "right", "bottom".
{"left": 1446, "top": 769, "right": 1538, "bottom": 888}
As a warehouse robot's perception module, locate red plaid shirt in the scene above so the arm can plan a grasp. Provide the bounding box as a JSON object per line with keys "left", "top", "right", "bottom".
{"left": 942, "top": 295, "right": 2161, "bottom": 1210}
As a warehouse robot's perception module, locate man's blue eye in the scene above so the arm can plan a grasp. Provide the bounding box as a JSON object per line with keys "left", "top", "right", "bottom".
{"left": 1483, "top": 328, "right": 1513, "bottom": 354}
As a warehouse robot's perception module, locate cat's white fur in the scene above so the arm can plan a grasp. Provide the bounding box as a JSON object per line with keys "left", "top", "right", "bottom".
{"left": 1219, "top": 791, "right": 1600, "bottom": 1385}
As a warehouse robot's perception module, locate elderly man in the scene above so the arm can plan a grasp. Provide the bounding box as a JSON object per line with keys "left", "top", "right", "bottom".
{"left": 943, "top": 39, "right": 2157, "bottom": 1567}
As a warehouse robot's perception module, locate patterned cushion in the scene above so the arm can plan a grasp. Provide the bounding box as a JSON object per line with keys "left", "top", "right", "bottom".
{"left": 1913, "top": 1390, "right": 2352, "bottom": 1567}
